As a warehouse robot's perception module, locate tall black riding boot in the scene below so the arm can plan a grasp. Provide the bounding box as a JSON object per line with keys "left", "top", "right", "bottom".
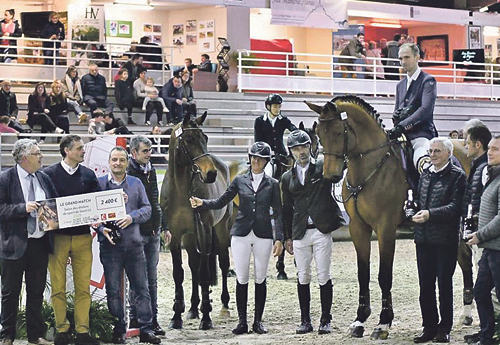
{"left": 232, "top": 282, "right": 249, "bottom": 335}
{"left": 252, "top": 280, "right": 267, "bottom": 334}
{"left": 296, "top": 283, "right": 313, "bottom": 334}
{"left": 318, "top": 279, "right": 333, "bottom": 334}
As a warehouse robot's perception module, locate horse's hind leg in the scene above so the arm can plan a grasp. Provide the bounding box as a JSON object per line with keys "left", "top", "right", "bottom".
{"left": 347, "top": 218, "right": 373, "bottom": 338}
{"left": 184, "top": 235, "right": 201, "bottom": 320}
{"left": 169, "top": 241, "right": 185, "bottom": 329}
{"left": 215, "top": 221, "right": 230, "bottom": 317}
{"left": 457, "top": 240, "right": 474, "bottom": 326}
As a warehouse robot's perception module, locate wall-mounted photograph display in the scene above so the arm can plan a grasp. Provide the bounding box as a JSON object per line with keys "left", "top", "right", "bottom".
{"left": 417, "top": 35, "right": 449, "bottom": 66}
{"left": 106, "top": 20, "right": 133, "bottom": 38}
{"left": 468, "top": 25, "right": 482, "bottom": 50}
{"left": 143, "top": 24, "right": 153, "bottom": 32}
{"left": 198, "top": 19, "right": 215, "bottom": 53}
{"left": 173, "top": 24, "right": 184, "bottom": 35}
{"left": 186, "top": 20, "right": 197, "bottom": 32}
{"left": 187, "top": 34, "right": 197, "bottom": 45}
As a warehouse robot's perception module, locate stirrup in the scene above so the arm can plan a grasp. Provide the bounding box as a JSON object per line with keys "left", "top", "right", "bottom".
{"left": 417, "top": 156, "right": 431, "bottom": 175}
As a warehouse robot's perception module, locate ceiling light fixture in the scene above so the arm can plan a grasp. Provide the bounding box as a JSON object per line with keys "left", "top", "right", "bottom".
{"left": 113, "top": 0, "right": 153, "bottom": 10}
{"left": 370, "top": 23, "right": 402, "bottom": 28}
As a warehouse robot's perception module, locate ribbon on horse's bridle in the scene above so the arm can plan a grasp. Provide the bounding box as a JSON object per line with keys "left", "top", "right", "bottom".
{"left": 318, "top": 115, "right": 396, "bottom": 204}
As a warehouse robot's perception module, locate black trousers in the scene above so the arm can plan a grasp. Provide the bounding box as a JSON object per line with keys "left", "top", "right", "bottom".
{"left": 416, "top": 243, "right": 457, "bottom": 333}
{"left": 85, "top": 97, "right": 114, "bottom": 115}
{"left": 1, "top": 237, "right": 50, "bottom": 341}
{"left": 166, "top": 100, "right": 183, "bottom": 123}
{"left": 135, "top": 99, "right": 162, "bottom": 123}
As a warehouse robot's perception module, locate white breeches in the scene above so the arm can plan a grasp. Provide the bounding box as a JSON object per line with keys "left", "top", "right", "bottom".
{"left": 231, "top": 230, "right": 273, "bottom": 285}
{"left": 411, "top": 137, "right": 430, "bottom": 168}
{"left": 294, "top": 228, "right": 333, "bottom": 285}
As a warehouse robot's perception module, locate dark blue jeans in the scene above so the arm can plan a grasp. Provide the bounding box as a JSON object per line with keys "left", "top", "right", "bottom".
{"left": 129, "top": 232, "right": 160, "bottom": 321}
{"left": 99, "top": 241, "right": 153, "bottom": 335}
{"left": 416, "top": 243, "right": 458, "bottom": 333}
{"left": 474, "top": 249, "right": 500, "bottom": 343}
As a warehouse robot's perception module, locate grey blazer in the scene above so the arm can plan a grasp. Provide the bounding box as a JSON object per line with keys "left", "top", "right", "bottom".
{"left": 200, "top": 171, "right": 284, "bottom": 242}
{"left": 0, "top": 166, "right": 58, "bottom": 260}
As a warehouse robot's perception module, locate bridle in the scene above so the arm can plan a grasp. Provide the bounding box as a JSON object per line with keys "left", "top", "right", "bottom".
{"left": 318, "top": 114, "right": 396, "bottom": 205}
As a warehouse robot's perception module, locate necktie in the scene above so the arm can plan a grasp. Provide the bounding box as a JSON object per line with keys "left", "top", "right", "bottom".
{"left": 298, "top": 169, "right": 304, "bottom": 186}
{"left": 27, "top": 174, "right": 36, "bottom": 234}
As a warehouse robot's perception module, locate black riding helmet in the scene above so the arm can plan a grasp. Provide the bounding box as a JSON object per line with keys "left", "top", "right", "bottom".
{"left": 287, "top": 129, "right": 311, "bottom": 149}
{"left": 265, "top": 93, "right": 283, "bottom": 111}
{"left": 248, "top": 141, "right": 271, "bottom": 162}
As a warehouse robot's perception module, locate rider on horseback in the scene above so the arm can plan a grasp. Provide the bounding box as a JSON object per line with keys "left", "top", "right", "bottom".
{"left": 388, "top": 43, "right": 438, "bottom": 174}
{"left": 254, "top": 93, "right": 297, "bottom": 176}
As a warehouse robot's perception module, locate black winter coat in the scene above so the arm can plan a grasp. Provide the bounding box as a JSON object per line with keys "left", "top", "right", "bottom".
{"left": 462, "top": 153, "right": 487, "bottom": 218}
{"left": 127, "top": 159, "right": 167, "bottom": 235}
{"left": 115, "top": 79, "right": 135, "bottom": 108}
{"left": 41, "top": 21, "right": 65, "bottom": 49}
{"left": 414, "top": 161, "right": 466, "bottom": 245}
{"left": 81, "top": 73, "right": 108, "bottom": 101}
{"left": 0, "top": 90, "right": 19, "bottom": 116}
{"left": 254, "top": 114, "right": 297, "bottom": 156}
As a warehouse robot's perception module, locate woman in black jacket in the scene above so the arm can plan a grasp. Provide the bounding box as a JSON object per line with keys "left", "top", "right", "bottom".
{"left": 0, "top": 9, "right": 22, "bottom": 62}
{"left": 27, "top": 83, "right": 63, "bottom": 142}
{"left": 180, "top": 71, "right": 196, "bottom": 115}
{"left": 190, "top": 142, "right": 284, "bottom": 336}
{"left": 41, "top": 12, "right": 65, "bottom": 65}
{"left": 115, "top": 69, "right": 136, "bottom": 125}
{"left": 49, "top": 80, "right": 70, "bottom": 134}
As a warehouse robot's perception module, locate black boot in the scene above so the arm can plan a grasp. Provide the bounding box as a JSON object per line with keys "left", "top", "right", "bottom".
{"left": 296, "top": 283, "right": 313, "bottom": 334}
{"left": 252, "top": 280, "right": 267, "bottom": 334}
{"left": 318, "top": 280, "right": 333, "bottom": 334}
{"left": 232, "top": 282, "right": 248, "bottom": 335}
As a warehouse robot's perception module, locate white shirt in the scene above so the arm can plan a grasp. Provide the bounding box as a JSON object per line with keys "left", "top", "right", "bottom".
{"left": 296, "top": 162, "right": 310, "bottom": 186}
{"left": 16, "top": 165, "right": 46, "bottom": 238}
{"left": 406, "top": 67, "right": 422, "bottom": 90}
{"left": 429, "top": 161, "right": 450, "bottom": 174}
{"left": 263, "top": 112, "right": 282, "bottom": 128}
{"left": 251, "top": 171, "right": 264, "bottom": 191}
{"left": 61, "top": 160, "right": 79, "bottom": 175}
{"left": 108, "top": 173, "right": 126, "bottom": 186}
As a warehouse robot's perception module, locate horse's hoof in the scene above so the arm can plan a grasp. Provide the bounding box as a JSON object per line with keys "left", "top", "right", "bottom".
{"left": 227, "top": 269, "right": 236, "bottom": 278}
{"left": 169, "top": 319, "right": 183, "bottom": 329}
{"left": 463, "top": 315, "right": 473, "bottom": 326}
{"left": 199, "top": 320, "right": 213, "bottom": 330}
{"left": 277, "top": 271, "right": 288, "bottom": 280}
{"left": 370, "top": 327, "right": 389, "bottom": 340}
{"left": 186, "top": 309, "right": 199, "bottom": 319}
{"left": 219, "top": 307, "right": 230, "bottom": 318}
{"left": 348, "top": 326, "right": 364, "bottom": 338}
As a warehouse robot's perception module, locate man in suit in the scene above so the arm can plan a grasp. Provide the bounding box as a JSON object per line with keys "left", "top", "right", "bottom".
{"left": 388, "top": 43, "right": 438, "bottom": 173}
{"left": 0, "top": 139, "right": 58, "bottom": 345}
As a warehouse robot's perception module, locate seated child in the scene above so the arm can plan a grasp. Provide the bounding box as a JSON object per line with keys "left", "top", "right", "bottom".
{"left": 142, "top": 77, "right": 168, "bottom": 113}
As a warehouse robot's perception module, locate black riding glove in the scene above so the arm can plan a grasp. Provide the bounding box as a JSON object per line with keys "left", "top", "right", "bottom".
{"left": 387, "top": 125, "right": 404, "bottom": 140}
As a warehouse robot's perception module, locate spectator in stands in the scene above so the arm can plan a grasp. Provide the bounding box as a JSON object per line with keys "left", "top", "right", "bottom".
{"left": 384, "top": 34, "right": 403, "bottom": 81}
{"left": 134, "top": 67, "right": 163, "bottom": 126}
{"left": 0, "top": 115, "right": 17, "bottom": 133}
{"left": 180, "top": 71, "right": 196, "bottom": 115}
{"left": 142, "top": 77, "right": 168, "bottom": 118}
{"left": 364, "top": 41, "right": 385, "bottom": 80}
{"left": 61, "top": 66, "right": 88, "bottom": 124}
{"left": 115, "top": 69, "right": 136, "bottom": 125}
{"left": 0, "top": 9, "right": 22, "bottom": 63}
{"left": 449, "top": 130, "right": 460, "bottom": 139}
{"left": 41, "top": 12, "right": 65, "bottom": 66}
{"left": 160, "top": 75, "right": 183, "bottom": 125}
{"left": 87, "top": 109, "right": 105, "bottom": 135}
{"left": 338, "top": 33, "right": 366, "bottom": 78}
{"left": 49, "top": 80, "right": 70, "bottom": 135}
{"left": 198, "top": 54, "right": 212, "bottom": 72}
{"left": 0, "top": 80, "right": 24, "bottom": 133}
{"left": 103, "top": 112, "right": 133, "bottom": 135}
{"left": 174, "top": 58, "right": 197, "bottom": 77}
{"left": 81, "top": 64, "right": 114, "bottom": 116}
{"left": 27, "top": 83, "right": 64, "bottom": 143}
{"left": 137, "top": 36, "right": 163, "bottom": 71}
{"left": 121, "top": 53, "right": 143, "bottom": 86}
{"left": 149, "top": 125, "right": 169, "bottom": 165}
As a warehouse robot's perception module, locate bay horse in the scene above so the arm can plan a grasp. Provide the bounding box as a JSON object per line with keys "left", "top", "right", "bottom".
{"left": 159, "top": 111, "right": 232, "bottom": 330}
{"left": 305, "top": 95, "right": 474, "bottom": 339}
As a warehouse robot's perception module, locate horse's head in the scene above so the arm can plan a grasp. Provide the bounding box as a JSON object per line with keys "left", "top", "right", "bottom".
{"left": 299, "top": 121, "right": 319, "bottom": 159}
{"left": 171, "top": 111, "right": 217, "bottom": 183}
{"left": 305, "top": 100, "right": 349, "bottom": 183}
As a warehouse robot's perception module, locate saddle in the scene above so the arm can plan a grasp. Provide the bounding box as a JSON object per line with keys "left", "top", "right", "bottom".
{"left": 395, "top": 135, "right": 420, "bottom": 191}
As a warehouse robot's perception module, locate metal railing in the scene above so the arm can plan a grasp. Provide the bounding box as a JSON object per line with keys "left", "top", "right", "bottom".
{"left": 0, "top": 36, "right": 175, "bottom": 86}
{"left": 237, "top": 49, "right": 500, "bottom": 100}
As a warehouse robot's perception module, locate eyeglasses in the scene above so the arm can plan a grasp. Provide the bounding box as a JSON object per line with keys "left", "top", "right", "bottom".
{"left": 427, "top": 149, "right": 442, "bottom": 155}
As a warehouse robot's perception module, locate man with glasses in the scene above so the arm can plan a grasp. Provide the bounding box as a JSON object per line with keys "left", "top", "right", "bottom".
{"left": 388, "top": 43, "right": 438, "bottom": 174}
{"left": 409, "top": 137, "right": 465, "bottom": 343}
{"left": 127, "top": 136, "right": 171, "bottom": 336}
{"left": 43, "top": 135, "right": 101, "bottom": 345}
{"left": 0, "top": 139, "right": 58, "bottom": 345}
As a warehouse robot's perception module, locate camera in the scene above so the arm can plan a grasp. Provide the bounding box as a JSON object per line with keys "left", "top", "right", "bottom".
{"left": 105, "top": 221, "right": 122, "bottom": 244}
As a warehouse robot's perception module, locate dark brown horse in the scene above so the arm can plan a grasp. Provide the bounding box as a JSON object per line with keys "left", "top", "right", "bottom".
{"left": 306, "top": 96, "right": 474, "bottom": 339}
{"left": 159, "top": 111, "right": 232, "bottom": 330}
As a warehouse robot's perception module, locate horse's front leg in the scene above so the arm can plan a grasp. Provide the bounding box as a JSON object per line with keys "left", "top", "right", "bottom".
{"left": 215, "top": 220, "right": 231, "bottom": 317}
{"left": 169, "top": 241, "right": 185, "bottom": 329}
{"left": 457, "top": 240, "right": 474, "bottom": 326}
{"left": 347, "top": 218, "right": 373, "bottom": 338}
{"left": 199, "top": 282, "right": 213, "bottom": 330}
{"left": 185, "top": 234, "right": 201, "bottom": 320}
{"left": 370, "top": 223, "right": 397, "bottom": 340}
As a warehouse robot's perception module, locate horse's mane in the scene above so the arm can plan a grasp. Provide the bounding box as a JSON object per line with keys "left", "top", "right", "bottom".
{"left": 330, "top": 95, "right": 385, "bottom": 129}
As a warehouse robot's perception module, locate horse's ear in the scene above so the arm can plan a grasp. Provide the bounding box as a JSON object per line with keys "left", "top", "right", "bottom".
{"left": 326, "top": 101, "right": 338, "bottom": 113}
{"left": 299, "top": 121, "right": 305, "bottom": 130}
{"left": 304, "top": 101, "right": 323, "bottom": 115}
{"left": 196, "top": 111, "right": 208, "bottom": 126}
{"left": 182, "top": 112, "right": 190, "bottom": 127}
{"left": 312, "top": 121, "right": 317, "bottom": 133}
